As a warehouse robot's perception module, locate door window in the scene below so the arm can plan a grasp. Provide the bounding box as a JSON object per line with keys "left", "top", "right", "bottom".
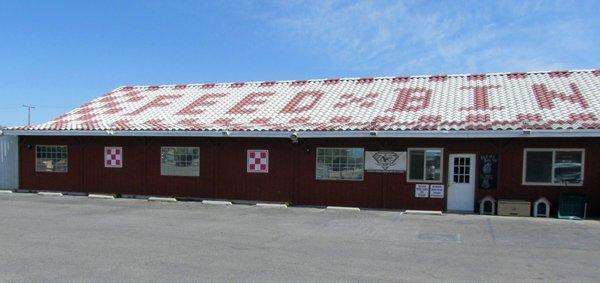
{"left": 452, "top": 157, "right": 471, "bottom": 183}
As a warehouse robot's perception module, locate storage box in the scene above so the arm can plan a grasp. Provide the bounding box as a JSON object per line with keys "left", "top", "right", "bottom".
{"left": 497, "top": 200, "right": 531, "bottom": 217}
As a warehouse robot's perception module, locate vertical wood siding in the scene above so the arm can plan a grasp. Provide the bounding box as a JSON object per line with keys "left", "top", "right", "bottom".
{"left": 17, "top": 136, "right": 600, "bottom": 217}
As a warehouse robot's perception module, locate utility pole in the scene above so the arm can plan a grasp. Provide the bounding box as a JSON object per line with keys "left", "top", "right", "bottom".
{"left": 22, "top": 105, "right": 36, "bottom": 126}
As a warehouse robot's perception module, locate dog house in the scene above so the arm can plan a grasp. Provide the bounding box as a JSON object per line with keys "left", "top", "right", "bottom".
{"left": 480, "top": 196, "right": 496, "bottom": 215}
{"left": 533, "top": 197, "right": 551, "bottom": 218}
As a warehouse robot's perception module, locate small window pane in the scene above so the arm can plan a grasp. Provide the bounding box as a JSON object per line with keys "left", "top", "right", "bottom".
{"left": 525, "top": 151, "right": 553, "bottom": 183}
{"left": 554, "top": 151, "right": 582, "bottom": 184}
{"left": 425, "top": 150, "right": 442, "bottom": 181}
{"left": 409, "top": 149, "right": 442, "bottom": 182}
{"left": 409, "top": 150, "right": 425, "bottom": 180}
{"left": 161, "top": 147, "right": 200, "bottom": 177}
{"left": 36, "top": 145, "right": 68, "bottom": 172}
{"left": 316, "top": 147, "right": 364, "bottom": 180}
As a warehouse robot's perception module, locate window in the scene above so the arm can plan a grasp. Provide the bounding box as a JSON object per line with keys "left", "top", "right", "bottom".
{"left": 160, "top": 147, "right": 200, "bottom": 177}
{"left": 316, "top": 148, "right": 364, "bottom": 180}
{"left": 523, "top": 149, "right": 584, "bottom": 186}
{"left": 407, "top": 148, "right": 443, "bottom": 182}
{"left": 36, "top": 145, "right": 68, "bottom": 172}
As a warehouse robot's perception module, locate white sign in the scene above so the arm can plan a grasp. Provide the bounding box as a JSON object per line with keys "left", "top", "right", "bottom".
{"left": 365, "top": 151, "right": 406, "bottom": 172}
{"left": 429, "top": 184, "right": 445, "bottom": 198}
{"left": 415, "top": 184, "right": 430, "bottom": 198}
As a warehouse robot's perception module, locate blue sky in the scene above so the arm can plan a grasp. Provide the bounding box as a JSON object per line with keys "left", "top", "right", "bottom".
{"left": 0, "top": 0, "right": 598, "bottom": 126}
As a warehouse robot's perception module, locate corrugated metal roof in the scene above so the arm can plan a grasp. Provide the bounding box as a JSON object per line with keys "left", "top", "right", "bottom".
{"left": 11, "top": 69, "right": 600, "bottom": 136}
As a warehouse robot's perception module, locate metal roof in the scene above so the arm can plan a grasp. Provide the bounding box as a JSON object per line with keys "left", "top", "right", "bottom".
{"left": 8, "top": 69, "right": 600, "bottom": 138}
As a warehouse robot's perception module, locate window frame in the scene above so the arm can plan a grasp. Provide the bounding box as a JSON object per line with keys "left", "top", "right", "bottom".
{"left": 406, "top": 148, "right": 444, "bottom": 183}
{"left": 315, "top": 147, "right": 365, "bottom": 181}
{"left": 35, "top": 145, "right": 69, "bottom": 173}
{"left": 522, "top": 148, "right": 585, "bottom": 186}
{"left": 160, "top": 146, "right": 200, "bottom": 177}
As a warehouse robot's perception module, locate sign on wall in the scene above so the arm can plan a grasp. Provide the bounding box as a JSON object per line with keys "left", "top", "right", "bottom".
{"left": 104, "top": 147, "right": 123, "bottom": 168}
{"left": 365, "top": 151, "right": 406, "bottom": 173}
{"left": 415, "top": 184, "right": 430, "bottom": 198}
{"left": 247, "top": 150, "right": 269, "bottom": 173}
{"left": 479, "top": 154, "right": 498, "bottom": 189}
{"left": 429, "top": 184, "right": 445, "bottom": 198}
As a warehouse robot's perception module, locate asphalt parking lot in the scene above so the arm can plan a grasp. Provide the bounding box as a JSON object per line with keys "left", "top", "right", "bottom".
{"left": 1, "top": 193, "right": 599, "bottom": 282}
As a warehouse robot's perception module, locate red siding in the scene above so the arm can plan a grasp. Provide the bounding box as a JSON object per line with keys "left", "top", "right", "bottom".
{"left": 144, "top": 138, "right": 214, "bottom": 198}
{"left": 82, "top": 138, "right": 145, "bottom": 195}
{"left": 18, "top": 136, "right": 600, "bottom": 217}
{"left": 214, "top": 139, "right": 294, "bottom": 202}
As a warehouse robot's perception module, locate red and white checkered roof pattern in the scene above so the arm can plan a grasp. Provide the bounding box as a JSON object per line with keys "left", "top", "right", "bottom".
{"left": 19, "top": 69, "right": 600, "bottom": 133}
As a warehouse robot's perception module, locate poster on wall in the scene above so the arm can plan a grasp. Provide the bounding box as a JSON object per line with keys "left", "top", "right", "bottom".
{"left": 415, "top": 184, "right": 430, "bottom": 198}
{"left": 247, "top": 149, "right": 269, "bottom": 173}
{"left": 479, "top": 154, "right": 498, "bottom": 189}
{"left": 429, "top": 184, "right": 445, "bottom": 198}
{"left": 104, "top": 147, "right": 123, "bottom": 168}
{"left": 365, "top": 151, "right": 406, "bottom": 173}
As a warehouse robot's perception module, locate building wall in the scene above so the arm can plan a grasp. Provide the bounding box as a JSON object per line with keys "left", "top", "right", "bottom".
{"left": 18, "top": 136, "right": 600, "bottom": 216}
{"left": 0, "top": 135, "right": 18, "bottom": 190}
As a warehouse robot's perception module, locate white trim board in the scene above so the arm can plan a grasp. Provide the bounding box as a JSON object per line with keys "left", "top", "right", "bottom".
{"left": 5, "top": 129, "right": 600, "bottom": 138}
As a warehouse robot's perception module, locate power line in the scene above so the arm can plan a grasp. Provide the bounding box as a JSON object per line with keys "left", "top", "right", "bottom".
{"left": 22, "top": 105, "right": 36, "bottom": 126}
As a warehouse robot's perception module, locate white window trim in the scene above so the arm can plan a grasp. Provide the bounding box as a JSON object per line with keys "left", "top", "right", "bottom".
{"left": 407, "top": 148, "right": 444, "bottom": 183}
{"left": 522, "top": 148, "right": 585, "bottom": 186}
{"left": 160, "top": 146, "right": 200, "bottom": 177}
{"left": 35, "top": 145, "right": 68, "bottom": 173}
{"left": 315, "top": 147, "right": 365, "bottom": 181}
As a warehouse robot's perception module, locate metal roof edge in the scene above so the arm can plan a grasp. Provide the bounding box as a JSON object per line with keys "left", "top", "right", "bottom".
{"left": 5, "top": 129, "right": 600, "bottom": 139}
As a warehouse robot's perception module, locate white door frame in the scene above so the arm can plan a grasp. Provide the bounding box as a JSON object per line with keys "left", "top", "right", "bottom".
{"left": 446, "top": 153, "right": 476, "bottom": 212}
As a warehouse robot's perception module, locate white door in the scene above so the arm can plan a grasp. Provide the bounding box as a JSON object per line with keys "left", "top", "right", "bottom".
{"left": 447, "top": 154, "right": 476, "bottom": 212}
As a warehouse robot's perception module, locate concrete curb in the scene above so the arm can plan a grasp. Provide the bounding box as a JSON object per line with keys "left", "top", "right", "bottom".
{"left": 0, "top": 190, "right": 14, "bottom": 194}
{"left": 404, "top": 210, "right": 443, "bottom": 215}
{"left": 256, "top": 203, "right": 288, "bottom": 208}
{"left": 326, "top": 206, "right": 361, "bottom": 211}
{"left": 202, "top": 200, "right": 233, "bottom": 205}
{"left": 148, "top": 197, "right": 178, "bottom": 202}
{"left": 38, "top": 192, "right": 63, "bottom": 196}
{"left": 88, "top": 194, "right": 115, "bottom": 200}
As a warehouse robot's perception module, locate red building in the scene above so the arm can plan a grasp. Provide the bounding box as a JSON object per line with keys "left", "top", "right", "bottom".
{"left": 7, "top": 69, "right": 600, "bottom": 216}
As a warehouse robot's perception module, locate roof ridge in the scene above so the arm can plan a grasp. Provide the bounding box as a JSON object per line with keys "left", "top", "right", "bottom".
{"left": 115, "top": 68, "right": 599, "bottom": 90}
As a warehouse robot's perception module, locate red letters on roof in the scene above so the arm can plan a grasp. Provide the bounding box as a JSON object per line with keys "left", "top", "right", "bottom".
{"left": 22, "top": 69, "right": 600, "bottom": 132}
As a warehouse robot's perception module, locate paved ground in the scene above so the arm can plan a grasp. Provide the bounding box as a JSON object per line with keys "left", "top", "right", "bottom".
{"left": 0, "top": 193, "right": 599, "bottom": 282}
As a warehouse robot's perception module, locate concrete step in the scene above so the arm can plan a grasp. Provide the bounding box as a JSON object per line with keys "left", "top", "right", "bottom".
{"left": 202, "top": 200, "right": 233, "bottom": 205}
{"left": 256, "top": 203, "right": 288, "bottom": 208}
{"left": 88, "top": 194, "right": 115, "bottom": 200}
{"left": 148, "top": 197, "right": 177, "bottom": 202}
{"left": 326, "top": 206, "right": 361, "bottom": 211}
{"left": 404, "top": 210, "right": 443, "bottom": 215}
{"left": 38, "top": 192, "right": 63, "bottom": 197}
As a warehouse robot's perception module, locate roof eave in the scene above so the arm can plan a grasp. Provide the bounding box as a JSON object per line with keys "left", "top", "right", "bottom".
{"left": 4, "top": 129, "right": 600, "bottom": 139}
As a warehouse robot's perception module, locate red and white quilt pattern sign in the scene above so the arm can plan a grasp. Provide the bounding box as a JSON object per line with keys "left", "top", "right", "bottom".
{"left": 247, "top": 150, "right": 268, "bottom": 173}
{"left": 105, "top": 147, "right": 123, "bottom": 168}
